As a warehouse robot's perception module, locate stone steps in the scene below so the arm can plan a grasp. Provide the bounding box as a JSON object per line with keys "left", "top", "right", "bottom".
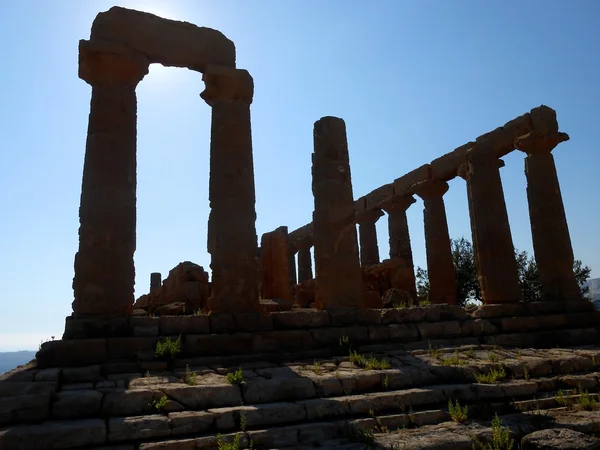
{"left": 4, "top": 344, "right": 600, "bottom": 449}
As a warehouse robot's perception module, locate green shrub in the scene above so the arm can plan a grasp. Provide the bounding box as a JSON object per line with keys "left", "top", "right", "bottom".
{"left": 475, "top": 366, "right": 506, "bottom": 384}
{"left": 226, "top": 367, "right": 245, "bottom": 386}
{"left": 448, "top": 399, "right": 468, "bottom": 423}
{"left": 349, "top": 351, "right": 391, "bottom": 370}
{"left": 155, "top": 336, "right": 181, "bottom": 359}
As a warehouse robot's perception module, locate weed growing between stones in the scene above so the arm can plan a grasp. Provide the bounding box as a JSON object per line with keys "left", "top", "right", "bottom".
{"left": 440, "top": 349, "right": 465, "bottom": 366}
{"left": 368, "top": 409, "right": 389, "bottom": 433}
{"left": 226, "top": 367, "right": 245, "bottom": 386}
{"left": 151, "top": 395, "right": 168, "bottom": 412}
{"left": 349, "top": 351, "right": 391, "bottom": 370}
{"left": 472, "top": 414, "right": 514, "bottom": 450}
{"left": 184, "top": 365, "right": 197, "bottom": 385}
{"left": 488, "top": 352, "right": 500, "bottom": 363}
{"left": 427, "top": 341, "right": 442, "bottom": 359}
{"left": 217, "top": 433, "right": 241, "bottom": 450}
{"left": 475, "top": 366, "right": 507, "bottom": 384}
{"left": 154, "top": 335, "right": 182, "bottom": 359}
{"left": 312, "top": 360, "right": 322, "bottom": 375}
{"left": 240, "top": 411, "right": 247, "bottom": 432}
{"left": 556, "top": 387, "right": 600, "bottom": 411}
{"left": 448, "top": 399, "right": 468, "bottom": 423}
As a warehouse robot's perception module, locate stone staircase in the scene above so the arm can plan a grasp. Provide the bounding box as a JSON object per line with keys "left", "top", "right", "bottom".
{"left": 3, "top": 301, "right": 600, "bottom": 449}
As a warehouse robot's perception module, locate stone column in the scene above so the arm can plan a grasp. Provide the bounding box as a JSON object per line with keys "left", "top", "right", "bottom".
{"left": 461, "top": 148, "right": 521, "bottom": 304}
{"left": 379, "top": 195, "right": 416, "bottom": 265}
{"left": 260, "top": 226, "right": 292, "bottom": 301}
{"left": 413, "top": 179, "right": 456, "bottom": 304}
{"left": 312, "top": 116, "right": 364, "bottom": 309}
{"left": 150, "top": 273, "right": 162, "bottom": 294}
{"left": 72, "top": 43, "right": 149, "bottom": 316}
{"left": 515, "top": 131, "right": 581, "bottom": 302}
{"left": 201, "top": 65, "right": 259, "bottom": 313}
{"left": 297, "top": 237, "right": 314, "bottom": 283}
{"left": 356, "top": 209, "right": 384, "bottom": 266}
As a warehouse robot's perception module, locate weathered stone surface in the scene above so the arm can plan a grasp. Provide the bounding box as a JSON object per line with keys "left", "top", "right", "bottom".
{"left": 393, "top": 165, "right": 432, "bottom": 195}
{"left": 103, "top": 389, "right": 160, "bottom": 416}
{"left": 62, "top": 365, "right": 102, "bottom": 383}
{"left": 159, "top": 315, "right": 210, "bottom": 335}
{"left": 37, "top": 339, "right": 107, "bottom": 368}
{"left": 312, "top": 116, "right": 364, "bottom": 310}
{"left": 168, "top": 411, "right": 214, "bottom": 436}
{"left": 52, "top": 390, "right": 103, "bottom": 419}
{"left": 271, "top": 310, "right": 330, "bottom": 329}
{"left": 203, "top": 65, "right": 259, "bottom": 314}
{"left": 379, "top": 195, "right": 416, "bottom": 268}
{"left": 260, "top": 226, "right": 292, "bottom": 301}
{"left": 243, "top": 377, "right": 316, "bottom": 404}
{"left": 0, "top": 393, "right": 52, "bottom": 425}
{"left": 161, "top": 383, "right": 242, "bottom": 409}
{"left": 521, "top": 428, "right": 600, "bottom": 449}
{"left": 0, "top": 418, "right": 106, "bottom": 449}
{"left": 108, "top": 415, "right": 170, "bottom": 442}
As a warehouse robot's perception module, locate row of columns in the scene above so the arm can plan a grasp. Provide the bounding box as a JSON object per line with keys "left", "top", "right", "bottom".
{"left": 291, "top": 118, "right": 580, "bottom": 308}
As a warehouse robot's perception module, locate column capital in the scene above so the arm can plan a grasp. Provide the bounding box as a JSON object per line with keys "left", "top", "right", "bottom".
{"left": 457, "top": 158, "right": 505, "bottom": 180}
{"left": 514, "top": 131, "right": 569, "bottom": 156}
{"left": 79, "top": 40, "right": 149, "bottom": 86}
{"left": 413, "top": 179, "right": 449, "bottom": 200}
{"left": 379, "top": 194, "right": 416, "bottom": 214}
{"left": 356, "top": 208, "right": 384, "bottom": 224}
{"left": 200, "top": 64, "right": 254, "bottom": 106}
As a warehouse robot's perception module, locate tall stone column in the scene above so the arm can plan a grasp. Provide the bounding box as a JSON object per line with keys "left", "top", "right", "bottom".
{"left": 356, "top": 209, "right": 384, "bottom": 266}
{"left": 462, "top": 148, "right": 521, "bottom": 304}
{"left": 379, "top": 195, "right": 416, "bottom": 265}
{"left": 260, "top": 227, "right": 292, "bottom": 301}
{"left": 413, "top": 179, "right": 456, "bottom": 304}
{"left": 72, "top": 44, "right": 149, "bottom": 316}
{"left": 515, "top": 131, "right": 581, "bottom": 302}
{"left": 297, "top": 237, "right": 314, "bottom": 283}
{"left": 312, "top": 116, "right": 364, "bottom": 309}
{"left": 201, "top": 65, "right": 259, "bottom": 313}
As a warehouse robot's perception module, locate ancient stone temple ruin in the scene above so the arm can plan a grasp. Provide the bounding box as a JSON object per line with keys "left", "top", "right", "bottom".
{"left": 2, "top": 6, "right": 600, "bottom": 450}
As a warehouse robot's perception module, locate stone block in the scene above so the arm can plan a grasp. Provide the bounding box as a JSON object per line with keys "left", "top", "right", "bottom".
{"left": 35, "top": 368, "right": 61, "bottom": 382}
{"left": 310, "top": 326, "right": 369, "bottom": 347}
{"left": 365, "top": 184, "right": 394, "bottom": 210}
{"left": 102, "top": 362, "right": 141, "bottom": 375}
{"left": 417, "top": 321, "right": 462, "bottom": 339}
{"left": 243, "top": 402, "right": 306, "bottom": 427}
{"left": 0, "top": 393, "right": 52, "bottom": 425}
{"left": 62, "top": 365, "right": 102, "bottom": 383}
{"left": 534, "top": 314, "right": 569, "bottom": 330}
{"left": 461, "top": 319, "right": 498, "bottom": 336}
{"left": 130, "top": 317, "right": 159, "bottom": 336}
{"left": 108, "top": 415, "right": 170, "bottom": 442}
{"left": 472, "top": 303, "right": 528, "bottom": 319}
{"left": 387, "top": 324, "right": 419, "bottom": 341}
{"left": 243, "top": 377, "right": 316, "bottom": 404}
{"left": 103, "top": 389, "right": 159, "bottom": 416}
{"left": 168, "top": 411, "right": 214, "bottom": 436}
{"left": 209, "top": 313, "right": 237, "bottom": 333}
{"left": 297, "top": 397, "right": 350, "bottom": 420}
{"left": 271, "top": 310, "right": 330, "bottom": 329}
{"left": 159, "top": 315, "right": 210, "bottom": 335}
{"left": 329, "top": 309, "right": 381, "bottom": 326}
{"left": 501, "top": 380, "right": 538, "bottom": 398}
{"left": 368, "top": 326, "right": 389, "bottom": 342}
{"left": 252, "top": 330, "right": 316, "bottom": 353}
{"left": 233, "top": 313, "right": 273, "bottom": 332}
{"left": 297, "top": 422, "right": 342, "bottom": 444}
{"left": 247, "top": 426, "right": 300, "bottom": 449}
{"left": 51, "top": 390, "right": 103, "bottom": 419}
{"left": 381, "top": 307, "right": 426, "bottom": 324}
{"left": 0, "top": 418, "right": 106, "bottom": 449}
{"left": 184, "top": 334, "right": 253, "bottom": 356}
{"left": 63, "top": 316, "right": 130, "bottom": 339}
{"left": 393, "top": 164, "right": 431, "bottom": 195}
{"left": 499, "top": 316, "right": 540, "bottom": 333}
{"left": 424, "top": 305, "right": 468, "bottom": 322}
{"left": 36, "top": 339, "right": 107, "bottom": 368}
{"left": 106, "top": 337, "right": 156, "bottom": 361}
{"left": 160, "top": 384, "right": 242, "bottom": 409}
{"left": 430, "top": 143, "right": 473, "bottom": 181}
{"left": 566, "top": 312, "right": 600, "bottom": 328}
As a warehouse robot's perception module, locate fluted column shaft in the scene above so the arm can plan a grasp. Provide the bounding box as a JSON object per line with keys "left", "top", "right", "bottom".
{"left": 356, "top": 209, "right": 384, "bottom": 266}
{"left": 202, "top": 65, "right": 259, "bottom": 313}
{"left": 413, "top": 179, "right": 456, "bottom": 305}
{"left": 462, "top": 148, "right": 521, "bottom": 304}
{"left": 379, "top": 195, "right": 416, "bottom": 265}
{"left": 73, "top": 45, "right": 149, "bottom": 316}
{"left": 516, "top": 131, "right": 580, "bottom": 301}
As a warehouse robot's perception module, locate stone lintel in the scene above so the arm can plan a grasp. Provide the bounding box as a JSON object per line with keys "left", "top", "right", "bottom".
{"left": 364, "top": 184, "right": 394, "bottom": 210}
{"left": 393, "top": 164, "right": 431, "bottom": 195}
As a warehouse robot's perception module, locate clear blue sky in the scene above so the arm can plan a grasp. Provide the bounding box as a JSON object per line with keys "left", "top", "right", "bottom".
{"left": 1, "top": 1, "right": 599, "bottom": 351}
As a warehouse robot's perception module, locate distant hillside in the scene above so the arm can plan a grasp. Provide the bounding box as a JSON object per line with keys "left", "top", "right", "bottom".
{"left": 0, "top": 351, "right": 36, "bottom": 375}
